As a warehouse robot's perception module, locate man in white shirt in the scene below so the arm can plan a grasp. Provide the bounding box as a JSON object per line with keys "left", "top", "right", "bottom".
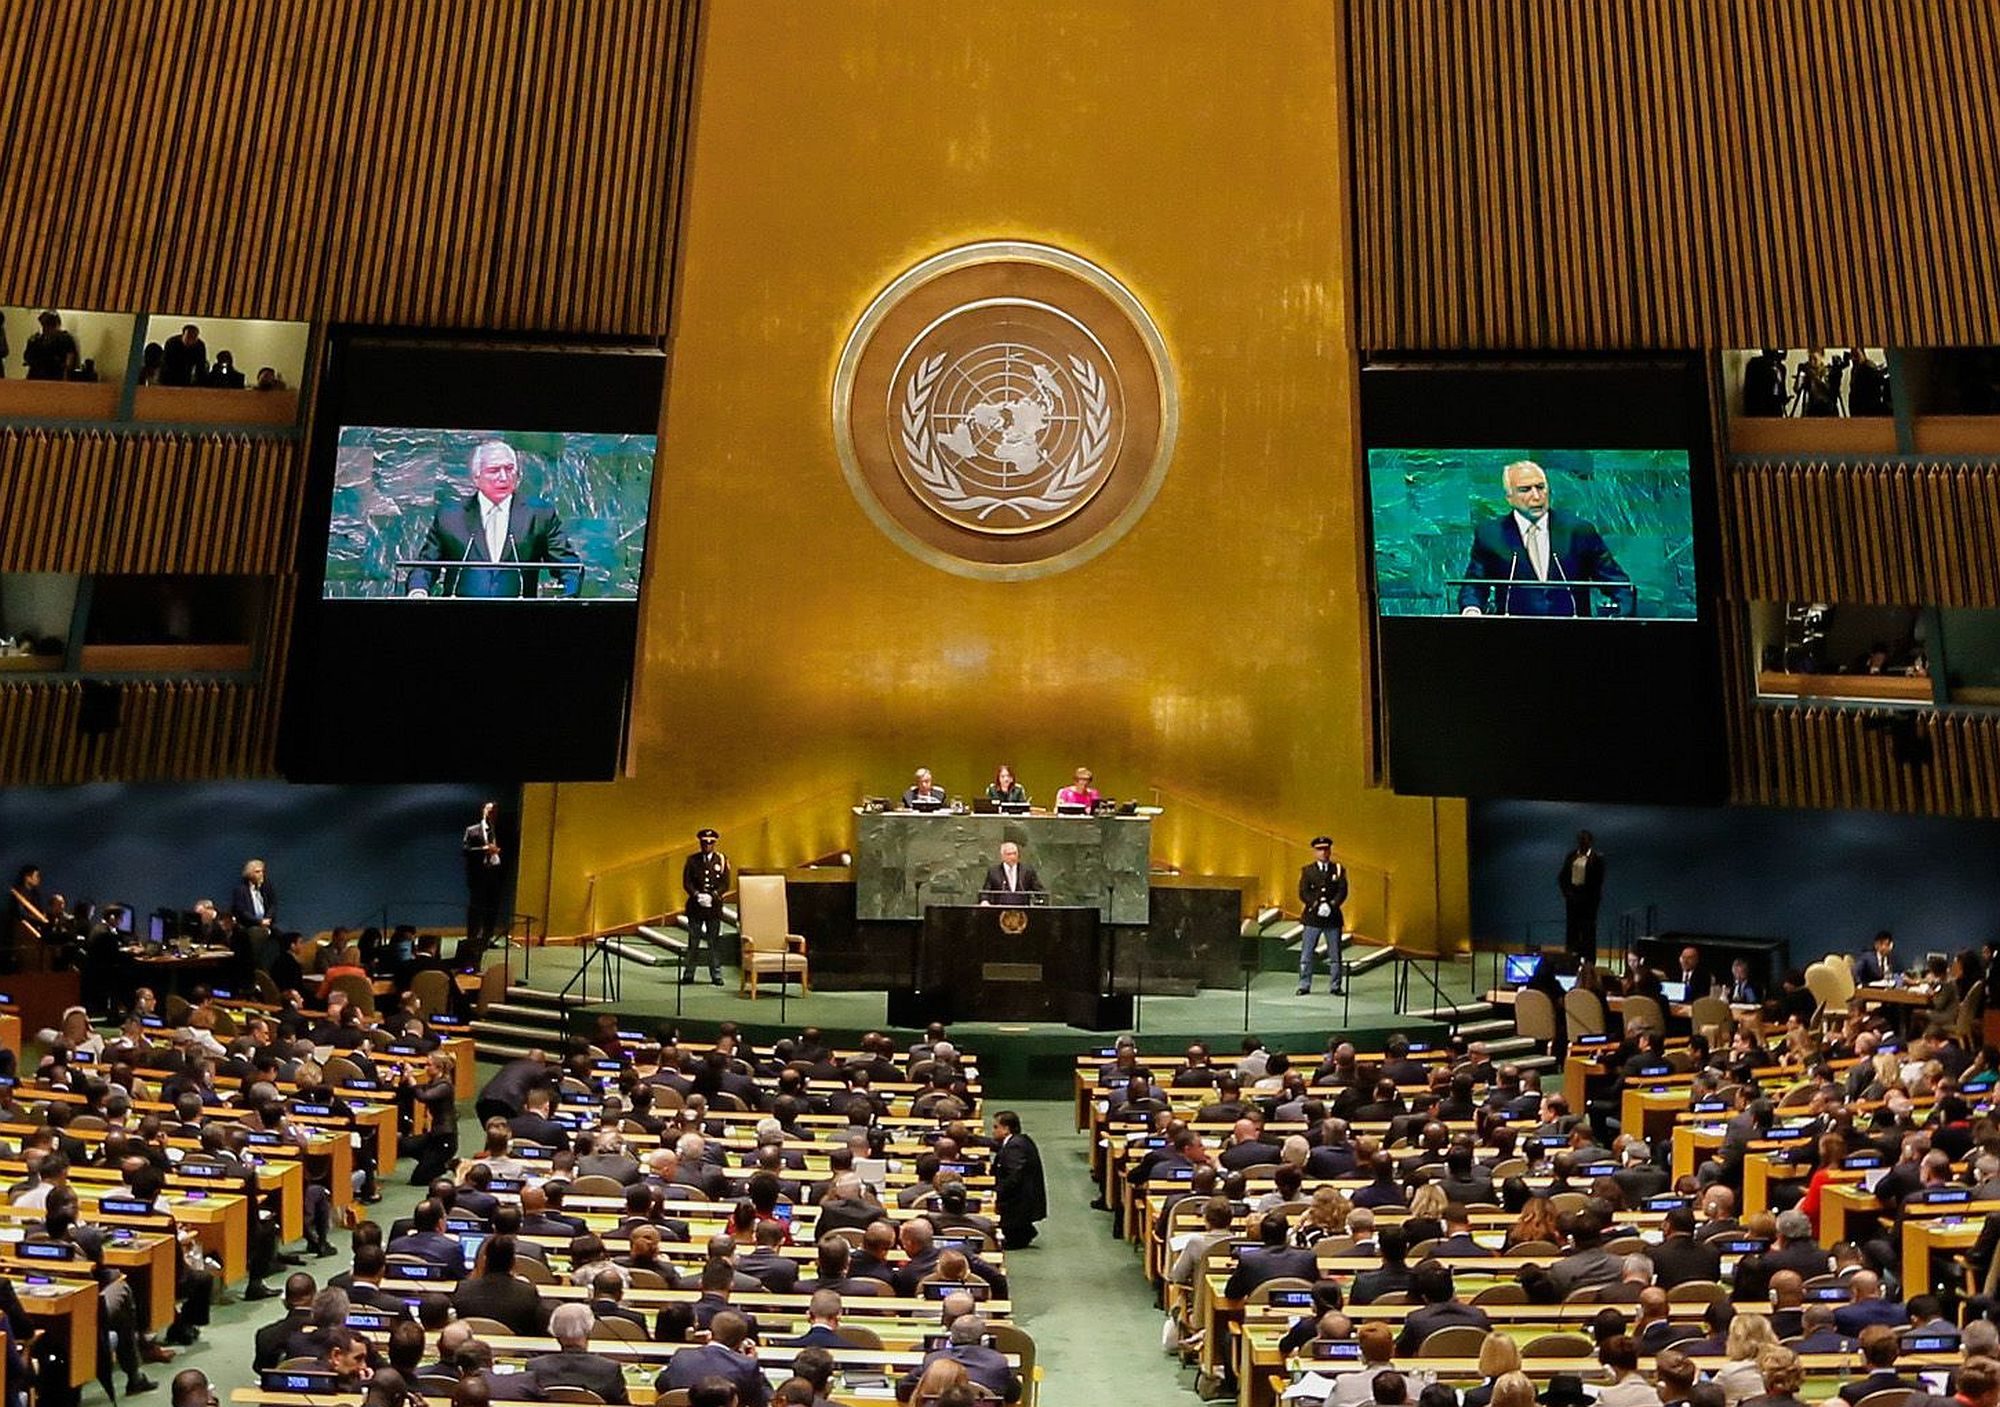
{"left": 1457, "top": 460, "right": 1633, "bottom": 617}
{"left": 407, "top": 439, "right": 580, "bottom": 599}
{"left": 980, "top": 842, "right": 1043, "bottom": 907}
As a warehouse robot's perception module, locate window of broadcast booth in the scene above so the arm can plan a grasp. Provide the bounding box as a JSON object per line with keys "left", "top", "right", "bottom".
{"left": 134, "top": 313, "right": 308, "bottom": 427}
{"left": 0, "top": 307, "right": 135, "bottom": 420}
{"left": 0, "top": 306, "right": 307, "bottom": 431}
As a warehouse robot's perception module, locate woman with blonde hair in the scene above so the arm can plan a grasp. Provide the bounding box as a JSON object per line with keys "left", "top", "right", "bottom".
{"left": 1462, "top": 1334, "right": 1523, "bottom": 1407}
{"left": 1740, "top": 1345, "right": 1808, "bottom": 1407}
{"left": 1290, "top": 1185, "right": 1351, "bottom": 1247}
{"left": 1487, "top": 1371, "right": 1536, "bottom": 1407}
{"left": 1405, "top": 1181, "right": 1449, "bottom": 1245}
{"left": 1715, "top": 1313, "right": 1780, "bottom": 1407}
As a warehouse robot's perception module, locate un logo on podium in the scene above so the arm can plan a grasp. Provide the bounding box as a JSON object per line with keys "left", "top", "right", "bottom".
{"left": 835, "top": 242, "right": 1177, "bottom": 580}
{"left": 998, "top": 909, "right": 1030, "bottom": 935}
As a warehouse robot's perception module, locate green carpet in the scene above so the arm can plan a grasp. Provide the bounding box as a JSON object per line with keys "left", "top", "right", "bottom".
{"left": 141, "top": 1100, "right": 1193, "bottom": 1407}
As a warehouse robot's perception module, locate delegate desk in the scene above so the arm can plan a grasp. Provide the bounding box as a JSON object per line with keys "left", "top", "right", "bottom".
{"left": 854, "top": 807, "right": 1151, "bottom": 924}
{"left": 913, "top": 904, "right": 1114, "bottom": 1025}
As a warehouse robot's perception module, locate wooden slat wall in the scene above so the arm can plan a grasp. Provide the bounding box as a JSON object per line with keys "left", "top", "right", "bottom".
{"left": 0, "top": 0, "right": 698, "bottom": 330}
{"left": 1724, "top": 460, "right": 2000, "bottom": 607}
{"left": 0, "top": 0, "right": 699, "bottom": 784}
{"left": 1349, "top": 0, "right": 2000, "bottom": 815}
{"left": 0, "top": 681, "right": 270, "bottom": 782}
{"left": 0, "top": 430, "right": 300, "bottom": 575}
{"left": 1347, "top": 0, "right": 2000, "bottom": 350}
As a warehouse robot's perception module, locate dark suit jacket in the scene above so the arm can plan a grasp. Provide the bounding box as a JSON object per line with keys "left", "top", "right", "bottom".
{"left": 1854, "top": 951, "right": 1899, "bottom": 985}
{"left": 1398, "top": 1301, "right": 1493, "bottom": 1354}
{"left": 1224, "top": 1246, "right": 1319, "bottom": 1302}
{"left": 1840, "top": 1371, "right": 1921, "bottom": 1404}
{"left": 1647, "top": 1234, "right": 1721, "bottom": 1288}
{"left": 451, "top": 1272, "right": 548, "bottom": 1334}
{"left": 521, "top": 1351, "right": 628, "bottom": 1404}
{"left": 254, "top": 1308, "right": 311, "bottom": 1370}
{"left": 409, "top": 493, "right": 579, "bottom": 598}
{"left": 738, "top": 1248, "right": 799, "bottom": 1294}
{"left": 1298, "top": 861, "right": 1348, "bottom": 930}
{"left": 229, "top": 879, "right": 275, "bottom": 928}
{"left": 1458, "top": 508, "right": 1633, "bottom": 617}
{"left": 995, "top": 1132, "right": 1046, "bottom": 1227}
{"left": 981, "top": 863, "right": 1044, "bottom": 906}
{"left": 1559, "top": 851, "right": 1606, "bottom": 905}
{"left": 659, "top": 1344, "right": 768, "bottom": 1407}
{"left": 683, "top": 850, "right": 729, "bottom": 908}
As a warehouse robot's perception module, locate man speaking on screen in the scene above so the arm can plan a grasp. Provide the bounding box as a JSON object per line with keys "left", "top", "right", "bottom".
{"left": 1457, "top": 459, "right": 1634, "bottom": 618}
{"left": 406, "top": 439, "right": 581, "bottom": 599}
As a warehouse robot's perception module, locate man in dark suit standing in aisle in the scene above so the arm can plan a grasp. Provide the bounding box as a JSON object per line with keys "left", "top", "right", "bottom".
{"left": 460, "top": 801, "right": 506, "bottom": 970}
{"left": 1458, "top": 460, "right": 1634, "bottom": 618}
{"left": 406, "top": 440, "right": 580, "bottom": 599}
{"left": 993, "top": 1110, "right": 1046, "bottom": 1250}
{"left": 1297, "top": 836, "right": 1348, "bottom": 996}
{"left": 979, "top": 843, "right": 1044, "bottom": 907}
{"left": 1558, "top": 830, "right": 1605, "bottom": 963}
{"left": 682, "top": 829, "right": 728, "bottom": 987}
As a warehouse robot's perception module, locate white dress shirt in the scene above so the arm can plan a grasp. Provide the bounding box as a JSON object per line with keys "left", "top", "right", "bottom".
{"left": 480, "top": 494, "right": 513, "bottom": 561}
{"left": 1514, "top": 509, "right": 1550, "bottom": 579}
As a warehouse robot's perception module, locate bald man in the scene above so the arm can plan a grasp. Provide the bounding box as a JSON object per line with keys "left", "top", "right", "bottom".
{"left": 1458, "top": 459, "right": 1633, "bottom": 617}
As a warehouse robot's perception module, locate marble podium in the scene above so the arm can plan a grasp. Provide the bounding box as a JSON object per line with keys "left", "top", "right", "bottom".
{"left": 853, "top": 808, "right": 1151, "bottom": 925}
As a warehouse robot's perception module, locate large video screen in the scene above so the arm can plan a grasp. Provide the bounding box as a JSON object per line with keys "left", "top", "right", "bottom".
{"left": 1361, "top": 358, "right": 1724, "bottom": 805}
{"left": 1368, "top": 447, "right": 1696, "bottom": 620}
{"left": 324, "top": 428, "right": 655, "bottom": 601}
{"left": 280, "top": 335, "right": 666, "bottom": 784}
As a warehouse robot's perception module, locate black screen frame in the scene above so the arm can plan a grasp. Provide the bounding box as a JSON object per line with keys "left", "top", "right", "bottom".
{"left": 1360, "top": 355, "right": 1726, "bottom": 804}
{"left": 279, "top": 328, "right": 666, "bottom": 784}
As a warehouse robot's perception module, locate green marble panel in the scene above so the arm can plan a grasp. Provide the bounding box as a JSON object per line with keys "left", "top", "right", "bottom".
{"left": 853, "top": 809, "right": 1150, "bottom": 924}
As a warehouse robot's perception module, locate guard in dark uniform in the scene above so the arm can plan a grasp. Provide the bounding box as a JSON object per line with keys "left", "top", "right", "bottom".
{"left": 681, "top": 828, "right": 729, "bottom": 986}
{"left": 1296, "top": 835, "right": 1348, "bottom": 996}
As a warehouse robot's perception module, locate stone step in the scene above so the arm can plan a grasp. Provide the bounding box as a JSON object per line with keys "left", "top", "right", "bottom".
{"left": 1516, "top": 1054, "right": 1558, "bottom": 1073}
{"left": 471, "top": 1017, "right": 571, "bottom": 1046}
{"left": 501, "top": 985, "right": 572, "bottom": 1009}
{"left": 634, "top": 925, "right": 687, "bottom": 952}
{"left": 1457, "top": 1018, "right": 1515, "bottom": 1040}
{"left": 483, "top": 1002, "right": 583, "bottom": 1026}
{"left": 1346, "top": 945, "right": 1398, "bottom": 975}
{"left": 1404, "top": 1001, "right": 1494, "bottom": 1022}
{"left": 604, "top": 938, "right": 669, "bottom": 967}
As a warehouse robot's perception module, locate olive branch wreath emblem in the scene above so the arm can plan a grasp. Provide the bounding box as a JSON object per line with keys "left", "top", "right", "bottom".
{"left": 899, "top": 352, "right": 1112, "bottom": 522}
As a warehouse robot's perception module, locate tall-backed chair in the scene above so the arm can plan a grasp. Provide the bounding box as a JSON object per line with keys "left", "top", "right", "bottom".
{"left": 738, "top": 873, "right": 808, "bottom": 1000}
{"left": 1563, "top": 986, "right": 1608, "bottom": 1038}
{"left": 1515, "top": 989, "right": 1558, "bottom": 1054}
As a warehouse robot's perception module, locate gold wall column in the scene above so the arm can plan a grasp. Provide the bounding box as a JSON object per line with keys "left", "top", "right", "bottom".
{"left": 520, "top": 0, "right": 1467, "bottom": 950}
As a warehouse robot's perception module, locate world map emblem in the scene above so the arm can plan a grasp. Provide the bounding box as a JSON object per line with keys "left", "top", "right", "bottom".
{"left": 835, "top": 243, "right": 1178, "bottom": 580}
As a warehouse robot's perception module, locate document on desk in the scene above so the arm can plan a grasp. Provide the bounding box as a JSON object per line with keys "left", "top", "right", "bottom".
{"left": 1284, "top": 1372, "right": 1344, "bottom": 1402}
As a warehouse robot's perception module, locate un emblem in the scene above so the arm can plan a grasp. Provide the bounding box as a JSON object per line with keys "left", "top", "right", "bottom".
{"left": 835, "top": 242, "right": 1178, "bottom": 580}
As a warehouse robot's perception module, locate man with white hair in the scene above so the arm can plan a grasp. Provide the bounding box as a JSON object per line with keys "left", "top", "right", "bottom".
{"left": 1457, "top": 458, "right": 1633, "bottom": 618}
{"left": 407, "top": 438, "right": 580, "bottom": 599}
{"left": 517, "top": 1302, "right": 628, "bottom": 1402}
{"left": 906, "top": 1313, "right": 1020, "bottom": 1402}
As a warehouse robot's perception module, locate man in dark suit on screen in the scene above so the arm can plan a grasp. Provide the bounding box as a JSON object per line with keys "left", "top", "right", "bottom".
{"left": 1458, "top": 460, "right": 1634, "bottom": 618}
{"left": 979, "top": 842, "right": 1044, "bottom": 907}
{"left": 406, "top": 439, "right": 580, "bottom": 599}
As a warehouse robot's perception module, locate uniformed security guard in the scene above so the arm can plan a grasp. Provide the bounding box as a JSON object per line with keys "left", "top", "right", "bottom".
{"left": 1296, "top": 835, "right": 1348, "bottom": 996}
{"left": 681, "top": 828, "right": 729, "bottom": 986}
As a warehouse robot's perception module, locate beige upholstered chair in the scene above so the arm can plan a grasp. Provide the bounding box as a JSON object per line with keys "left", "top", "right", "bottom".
{"left": 738, "top": 873, "right": 808, "bottom": 999}
{"left": 1563, "top": 985, "right": 1608, "bottom": 1038}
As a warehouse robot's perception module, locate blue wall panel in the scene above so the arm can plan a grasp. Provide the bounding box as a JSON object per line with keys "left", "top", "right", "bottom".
{"left": 1470, "top": 799, "right": 2000, "bottom": 964}
{"left": 0, "top": 781, "right": 514, "bottom": 936}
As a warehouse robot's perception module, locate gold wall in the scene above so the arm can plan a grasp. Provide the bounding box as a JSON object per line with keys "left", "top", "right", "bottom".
{"left": 519, "top": 0, "right": 1468, "bottom": 949}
